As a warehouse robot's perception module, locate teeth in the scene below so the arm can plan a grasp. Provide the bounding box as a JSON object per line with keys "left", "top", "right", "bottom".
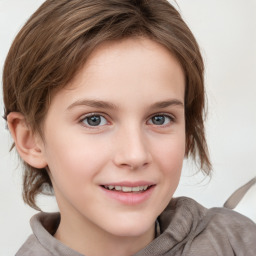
{"left": 104, "top": 185, "right": 149, "bottom": 192}
{"left": 132, "top": 187, "right": 140, "bottom": 192}
{"left": 122, "top": 186, "right": 132, "bottom": 192}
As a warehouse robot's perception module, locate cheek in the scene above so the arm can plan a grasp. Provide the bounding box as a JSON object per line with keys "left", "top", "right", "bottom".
{"left": 150, "top": 134, "right": 185, "bottom": 212}
{"left": 152, "top": 134, "right": 185, "bottom": 176}
{"left": 43, "top": 133, "right": 110, "bottom": 185}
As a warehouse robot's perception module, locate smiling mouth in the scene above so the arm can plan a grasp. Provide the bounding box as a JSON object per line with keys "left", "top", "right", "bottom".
{"left": 101, "top": 185, "right": 153, "bottom": 193}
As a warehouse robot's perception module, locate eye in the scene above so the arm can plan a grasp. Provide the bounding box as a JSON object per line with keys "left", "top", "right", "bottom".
{"left": 148, "top": 114, "right": 173, "bottom": 126}
{"left": 81, "top": 114, "right": 108, "bottom": 127}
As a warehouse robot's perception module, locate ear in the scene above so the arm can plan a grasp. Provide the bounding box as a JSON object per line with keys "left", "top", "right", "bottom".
{"left": 7, "top": 112, "right": 47, "bottom": 169}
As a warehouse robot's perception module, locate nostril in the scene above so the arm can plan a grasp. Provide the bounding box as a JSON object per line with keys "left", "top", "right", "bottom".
{"left": 113, "top": 136, "right": 152, "bottom": 169}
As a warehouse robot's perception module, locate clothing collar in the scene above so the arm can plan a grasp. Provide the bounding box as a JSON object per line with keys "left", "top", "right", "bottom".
{"left": 31, "top": 197, "right": 207, "bottom": 256}
{"left": 135, "top": 197, "right": 207, "bottom": 255}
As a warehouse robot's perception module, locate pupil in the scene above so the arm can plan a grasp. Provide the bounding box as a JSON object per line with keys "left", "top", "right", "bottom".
{"left": 88, "top": 116, "right": 101, "bottom": 126}
{"left": 152, "top": 115, "right": 165, "bottom": 125}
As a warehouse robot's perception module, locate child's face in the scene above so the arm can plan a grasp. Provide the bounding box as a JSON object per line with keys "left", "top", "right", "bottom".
{"left": 39, "top": 37, "right": 185, "bottom": 239}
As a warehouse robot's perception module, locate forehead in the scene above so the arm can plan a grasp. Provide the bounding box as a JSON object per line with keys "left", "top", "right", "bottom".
{"left": 51, "top": 37, "right": 185, "bottom": 109}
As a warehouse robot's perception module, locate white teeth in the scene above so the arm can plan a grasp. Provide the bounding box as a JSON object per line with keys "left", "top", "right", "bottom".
{"left": 122, "top": 186, "right": 132, "bottom": 192}
{"left": 104, "top": 185, "right": 150, "bottom": 192}
{"left": 132, "top": 187, "right": 140, "bottom": 192}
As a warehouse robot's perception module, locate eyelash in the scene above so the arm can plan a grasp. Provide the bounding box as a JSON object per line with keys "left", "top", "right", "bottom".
{"left": 79, "top": 113, "right": 175, "bottom": 128}
{"left": 80, "top": 113, "right": 109, "bottom": 128}
{"left": 147, "top": 113, "right": 175, "bottom": 127}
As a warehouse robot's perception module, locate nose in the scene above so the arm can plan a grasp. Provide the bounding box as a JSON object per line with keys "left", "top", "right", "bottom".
{"left": 113, "top": 124, "right": 152, "bottom": 170}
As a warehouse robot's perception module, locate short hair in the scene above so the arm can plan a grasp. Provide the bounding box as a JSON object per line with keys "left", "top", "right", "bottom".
{"left": 3, "top": 0, "right": 211, "bottom": 210}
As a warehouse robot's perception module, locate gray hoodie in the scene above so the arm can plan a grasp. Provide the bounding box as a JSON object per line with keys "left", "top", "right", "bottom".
{"left": 16, "top": 197, "right": 256, "bottom": 256}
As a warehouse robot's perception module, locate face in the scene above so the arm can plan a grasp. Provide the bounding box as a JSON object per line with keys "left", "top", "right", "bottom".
{"left": 40, "top": 38, "right": 185, "bottom": 240}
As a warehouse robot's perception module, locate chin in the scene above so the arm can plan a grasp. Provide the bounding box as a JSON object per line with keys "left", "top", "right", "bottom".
{"left": 104, "top": 215, "right": 156, "bottom": 238}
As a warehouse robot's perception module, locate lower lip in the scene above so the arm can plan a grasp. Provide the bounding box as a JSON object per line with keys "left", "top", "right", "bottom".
{"left": 100, "top": 186, "right": 155, "bottom": 205}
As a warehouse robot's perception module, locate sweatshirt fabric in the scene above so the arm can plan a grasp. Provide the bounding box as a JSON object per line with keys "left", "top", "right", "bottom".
{"left": 16, "top": 197, "right": 256, "bottom": 256}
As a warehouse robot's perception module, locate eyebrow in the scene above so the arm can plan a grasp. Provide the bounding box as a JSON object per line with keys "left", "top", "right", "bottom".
{"left": 67, "top": 99, "right": 118, "bottom": 111}
{"left": 66, "top": 98, "right": 184, "bottom": 111}
{"left": 150, "top": 99, "right": 184, "bottom": 109}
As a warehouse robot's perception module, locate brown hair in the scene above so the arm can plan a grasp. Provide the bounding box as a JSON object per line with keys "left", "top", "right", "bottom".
{"left": 3, "top": 0, "right": 211, "bottom": 210}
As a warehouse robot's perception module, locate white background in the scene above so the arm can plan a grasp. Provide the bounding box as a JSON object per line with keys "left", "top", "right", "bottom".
{"left": 0, "top": 0, "right": 255, "bottom": 255}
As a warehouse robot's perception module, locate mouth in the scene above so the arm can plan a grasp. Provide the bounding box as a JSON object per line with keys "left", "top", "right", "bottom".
{"left": 100, "top": 182, "right": 156, "bottom": 205}
{"left": 101, "top": 185, "right": 153, "bottom": 193}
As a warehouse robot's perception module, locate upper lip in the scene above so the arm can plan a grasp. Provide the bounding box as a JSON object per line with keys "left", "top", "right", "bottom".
{"left": 101, "top": 181, "right": 155, "bottom": 187}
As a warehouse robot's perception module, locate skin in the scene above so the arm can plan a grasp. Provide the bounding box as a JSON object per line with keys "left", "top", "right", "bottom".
{"left": 9, "top": 37, "right": 186, "bottom": 256}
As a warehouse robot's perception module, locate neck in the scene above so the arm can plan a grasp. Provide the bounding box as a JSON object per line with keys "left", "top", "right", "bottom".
{"left": 54, "top": 210, "right": 155, "bottom": 256}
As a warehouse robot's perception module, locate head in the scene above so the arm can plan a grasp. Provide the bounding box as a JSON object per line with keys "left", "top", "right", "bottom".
{"left": 3, "top": 0, "right": 211, "bottom": 212}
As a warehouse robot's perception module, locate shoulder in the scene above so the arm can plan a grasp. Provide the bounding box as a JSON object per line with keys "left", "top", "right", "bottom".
{"left": 15, "top": 234, "right": 52, "bottom": 256}
{"left": 169, "top": 197, "right": 256, "bottom": 255}
{"left": 16, "top": 212, "right": 83, "bottom": 256}
{"left": 207, "top": 206, "right": 256, "bottom": 228}
{"left": 191, "top": 202, "right": 256, "bottom": 255}
{"left": 205, "top": 206, "right": 256, "bottom": 237}
{"left": 172, "top": 196, "right": 256, "bottom": 232}
{"left": 209, "top": 206, "right": 256, "bottom": 236}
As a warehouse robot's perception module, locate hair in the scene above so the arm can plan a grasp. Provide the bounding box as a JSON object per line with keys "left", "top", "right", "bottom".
{"left": 3, "top": 0, "right": 211, "bottom": 210}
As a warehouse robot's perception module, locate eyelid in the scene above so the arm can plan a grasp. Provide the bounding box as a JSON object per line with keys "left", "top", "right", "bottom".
{"left": 148, "top": 112, "right": 175, "bottom": 120}
{"left": 78, "top": 112, "right": 176, "bottom": 127}
{"left": 80, "top": 112, "right": 104, "bottom": 118}
{"left": 79, "top": 112, "right": 111, "bottom": 128}
{"left": 147, "top": 112, "right": 175, "bottom": 125}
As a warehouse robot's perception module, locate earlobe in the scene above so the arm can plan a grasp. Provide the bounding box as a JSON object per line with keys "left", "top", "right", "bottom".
{"left": 7, "top": 112, "right": 47, "bottom": 169}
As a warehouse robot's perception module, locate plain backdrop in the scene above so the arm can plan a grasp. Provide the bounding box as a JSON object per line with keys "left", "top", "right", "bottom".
{"left": 0, "top": 0, "right": 255, "bottom": 255}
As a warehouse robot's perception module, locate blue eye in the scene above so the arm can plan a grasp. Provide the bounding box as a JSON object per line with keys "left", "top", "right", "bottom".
{"left": 82, "top": 115, "right": 108, "bottom": 127}
{"left": 148, "top": 115, "right": 173, "bottom": 126}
